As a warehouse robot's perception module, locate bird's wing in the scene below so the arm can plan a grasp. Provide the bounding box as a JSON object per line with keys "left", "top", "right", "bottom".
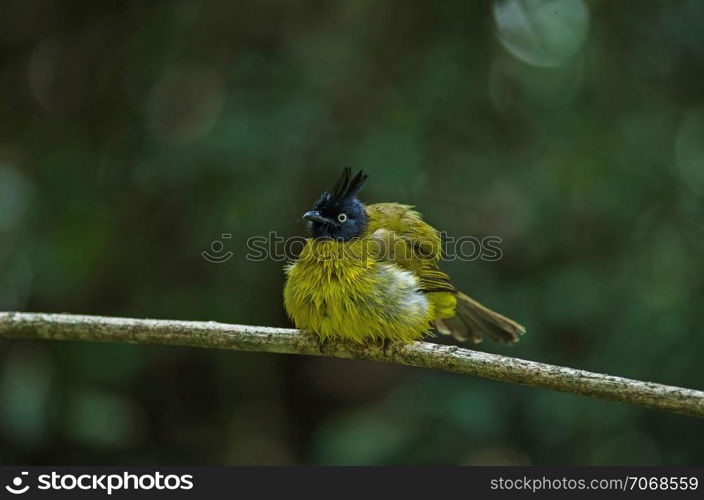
{"left": 364, "top": 204, "right": 525, "bottom": 344}
{"left": 364, "top": 203, "right": 454, "bottom": 293}
{"left": 417, "top": 264, "right": 456, "bottom": 293}
{"left": 365, "top": 203, "right": 442, "bottom": 260}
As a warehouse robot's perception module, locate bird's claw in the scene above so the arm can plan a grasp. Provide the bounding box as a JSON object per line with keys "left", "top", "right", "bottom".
{"left": 382, "top": 338, "right": 392, "bottom": 357}
{"left": 317, "top": 337, "right": 327, "bottom": 354}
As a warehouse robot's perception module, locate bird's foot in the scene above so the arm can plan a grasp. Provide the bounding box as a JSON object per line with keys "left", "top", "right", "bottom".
{"left": 317, "top": 336, "right": 328, "bottom": 354}
{"left": 382, "top": 338, "right": 393, "bottom": 357}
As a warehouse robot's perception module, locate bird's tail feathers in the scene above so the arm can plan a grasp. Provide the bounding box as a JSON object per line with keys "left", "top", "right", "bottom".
{"left": 435, "top": 292, "right": 525, "bottom": 344}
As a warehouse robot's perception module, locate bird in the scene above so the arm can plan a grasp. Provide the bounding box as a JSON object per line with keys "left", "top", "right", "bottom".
{"left": 283, "top": 167, "right": 525, "bottom": 344}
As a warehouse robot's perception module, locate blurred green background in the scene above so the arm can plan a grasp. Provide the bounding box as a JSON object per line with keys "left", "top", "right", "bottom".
{"left": 1, "top": 0, "right": 703, "bottom": 465}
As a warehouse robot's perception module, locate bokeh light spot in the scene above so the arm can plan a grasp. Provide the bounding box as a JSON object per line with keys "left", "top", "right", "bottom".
{"left": 493, "top": 0, "right": 590, "bottom": 67}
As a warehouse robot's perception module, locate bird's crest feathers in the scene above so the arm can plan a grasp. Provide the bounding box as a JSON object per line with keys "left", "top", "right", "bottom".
{"left": 330, "top": 166, "right": 368, "bottom": 203}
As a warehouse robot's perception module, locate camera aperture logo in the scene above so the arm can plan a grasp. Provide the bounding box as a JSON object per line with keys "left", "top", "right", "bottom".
{"left": 5, "top": 471, "right": 29, "bottom": 495}
{"left": 4, "top": 471, "right": 194, "bottom": 495}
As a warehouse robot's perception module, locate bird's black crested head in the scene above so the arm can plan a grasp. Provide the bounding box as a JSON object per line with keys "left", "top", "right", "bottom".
{"left": 304, "top": 167, "right": 369, "bottom": 241}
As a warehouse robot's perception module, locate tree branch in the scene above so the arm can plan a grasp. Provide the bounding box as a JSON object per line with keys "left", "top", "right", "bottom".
{"left": 1, "top": 312, "right": 702, "bottom": 419}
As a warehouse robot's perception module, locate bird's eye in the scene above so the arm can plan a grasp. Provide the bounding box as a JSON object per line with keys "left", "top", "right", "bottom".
{"left": 337, "top": 213, "right": 348, "bottom": 223}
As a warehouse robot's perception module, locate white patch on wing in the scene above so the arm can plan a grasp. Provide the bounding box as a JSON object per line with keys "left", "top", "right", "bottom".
{"left": 374, "top": 264, "right": 430, "bottom": 324}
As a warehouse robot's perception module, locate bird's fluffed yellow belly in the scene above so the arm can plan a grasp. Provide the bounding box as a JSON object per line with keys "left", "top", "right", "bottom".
{"left": 283, "top": 240, "right": 434, "bottom": 342}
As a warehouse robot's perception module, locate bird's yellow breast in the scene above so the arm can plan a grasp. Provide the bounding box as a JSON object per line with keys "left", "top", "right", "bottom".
{"left": 283, "top": 238, "right": 435, "bottom": 342}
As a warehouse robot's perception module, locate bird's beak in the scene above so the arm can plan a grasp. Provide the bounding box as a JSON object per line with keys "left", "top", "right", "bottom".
{"left": 303, "top": 210, "right": 329, "bottom": 224}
